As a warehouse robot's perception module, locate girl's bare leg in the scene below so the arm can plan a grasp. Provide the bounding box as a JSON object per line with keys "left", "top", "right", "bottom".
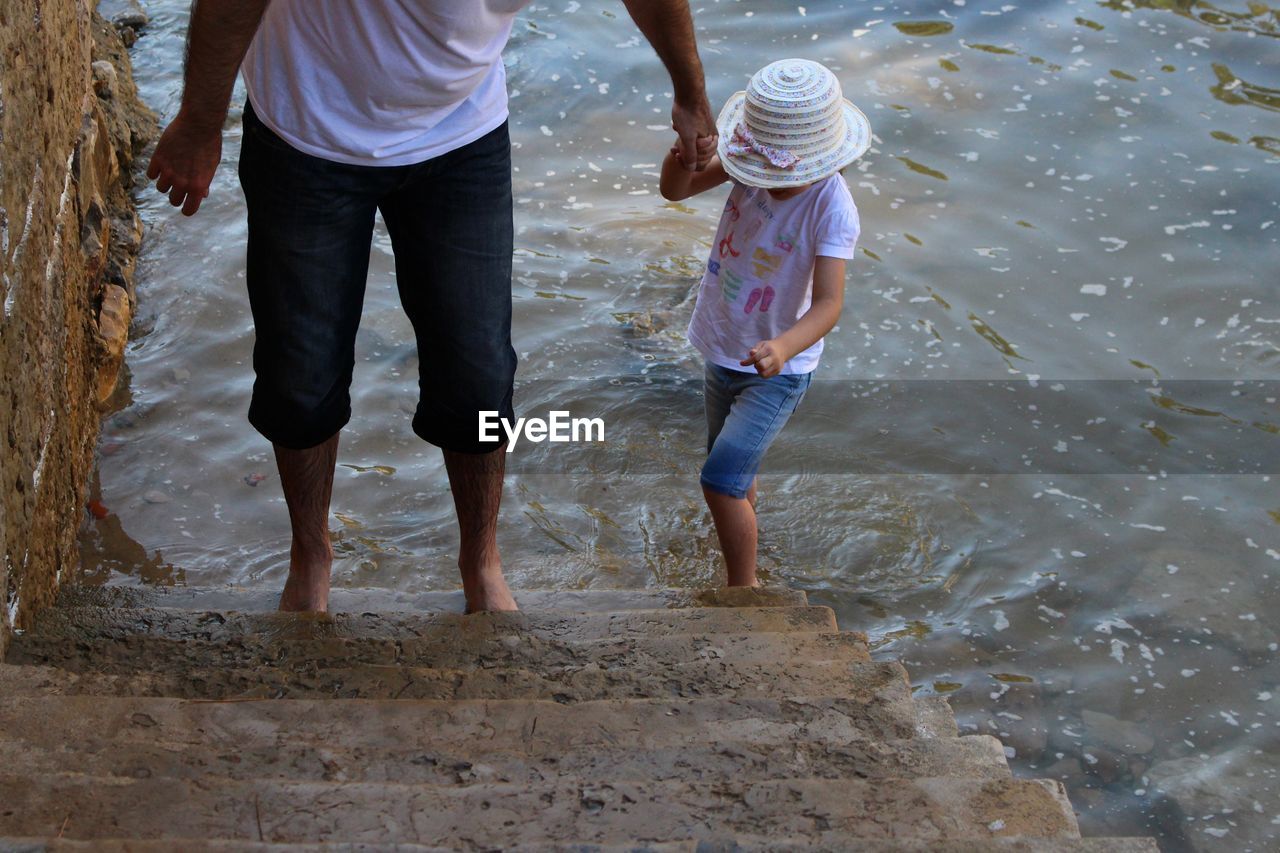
{"left": 703, "top": 485, "right": 759, "bottom": 587}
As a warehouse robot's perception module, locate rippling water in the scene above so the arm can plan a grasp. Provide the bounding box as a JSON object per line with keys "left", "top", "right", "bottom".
{"left": 80, "top": 1, "right": 1278, "bottom": 848}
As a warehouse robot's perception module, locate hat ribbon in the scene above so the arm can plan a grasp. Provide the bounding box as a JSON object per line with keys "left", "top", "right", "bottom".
{"left": 726, "top": 122, "right": 800, "bottom": 170}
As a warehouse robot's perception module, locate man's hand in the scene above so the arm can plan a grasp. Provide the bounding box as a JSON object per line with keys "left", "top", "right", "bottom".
{"left": 620, "top": 0, "right": 715, "bottom": 170}
{"left": 146, "top": 112, "right": 222, "bottom": 216}
{"left": 144, "top": 0, "right": 269, "bottom": 217}
{"left": 672, "top": 96, "right": 717, "bottom": 171}
{"left": 740, "top": 339, "right": 789, "bottom": 378}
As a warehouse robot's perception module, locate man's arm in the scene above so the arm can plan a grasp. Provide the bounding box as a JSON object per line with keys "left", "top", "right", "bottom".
{"left": 620, "top": 0, "right": 716, "bottom": 171}
{"left": 146, "top": 0, "right": 270, "bottom": 216}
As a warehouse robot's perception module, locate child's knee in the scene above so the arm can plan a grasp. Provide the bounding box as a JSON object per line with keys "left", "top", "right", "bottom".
{"left": 700, "top": 462, "right": 752, "bottom": 500}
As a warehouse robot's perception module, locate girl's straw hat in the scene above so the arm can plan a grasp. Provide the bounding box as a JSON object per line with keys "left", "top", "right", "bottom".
{"left": 716, "top": 59, "right": 871, "bottom": 189}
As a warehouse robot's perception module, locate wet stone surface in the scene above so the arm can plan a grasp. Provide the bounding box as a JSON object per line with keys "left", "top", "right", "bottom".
{"left": 75, "top": 0, "right": 1280, "bottom": 849}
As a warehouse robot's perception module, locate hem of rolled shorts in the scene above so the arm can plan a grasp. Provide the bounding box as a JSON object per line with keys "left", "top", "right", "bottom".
{"left": 699, "top": 472, "right": 752, "bottom": 500}
{"left": 248, "top": 405, "right": 350, "bottom": 451}
{"left": 412, "top": 407, "right": 513, "bottom": 454}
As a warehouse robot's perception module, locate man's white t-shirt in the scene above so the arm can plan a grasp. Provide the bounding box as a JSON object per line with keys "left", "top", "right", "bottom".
{"left": 688, "top": 175, "right": 860, "bottom": 375}
{"left": 241, "top": 0, "right": 531, "bottom": 166}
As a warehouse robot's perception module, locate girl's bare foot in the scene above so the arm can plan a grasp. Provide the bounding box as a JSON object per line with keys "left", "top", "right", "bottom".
{"left": 278, "top": 574, "right": 330, "bottom": 612}
{"left": 461, "top": 560, "right": 518, "bottom": 613}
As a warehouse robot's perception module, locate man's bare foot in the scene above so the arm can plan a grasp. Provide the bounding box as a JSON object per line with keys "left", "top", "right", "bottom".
{"left": 440, "top": 447, "right": 513, "bottom": 612}
{"left": 273, "top": 435, "right": 339, "bottom": 613}
{"left": 278, "top": 546, "right": 332, "bottom": 612}
{"left": 461, "top": 560, "right": 518, "bottom": 613}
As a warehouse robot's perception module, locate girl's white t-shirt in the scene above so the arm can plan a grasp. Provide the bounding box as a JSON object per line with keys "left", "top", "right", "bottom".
{"left": 687, "top": 175, "right": 860, "bottom": 375}
{"left": 241, "top": 0, "right": 530, "bottom": 166}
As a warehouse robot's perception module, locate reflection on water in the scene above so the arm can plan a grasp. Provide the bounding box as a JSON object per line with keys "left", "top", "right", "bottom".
{"left": 1211, "top": 62, "right": 1280, "bottom": 111}
{"left": 1099, "top": 0, "right": 1279, "bottom": 37}
{"left": 80, "top": 1, "right": 1277, "bottom": 849}
{"left": 894, "top": 21, "right": 956, "bottom": 36}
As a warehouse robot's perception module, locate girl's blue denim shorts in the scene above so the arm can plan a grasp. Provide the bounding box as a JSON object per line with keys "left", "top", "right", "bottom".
{"left": 701, "top": 362, "right": 812, "bottom": 499}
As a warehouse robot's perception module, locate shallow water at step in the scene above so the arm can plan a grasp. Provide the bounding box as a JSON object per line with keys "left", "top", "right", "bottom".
{"left": 78, "top": 1, "right": 1278, "bottom": 849}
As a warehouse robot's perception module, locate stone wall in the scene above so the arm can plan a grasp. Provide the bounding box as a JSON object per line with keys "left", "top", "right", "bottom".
{"left": 0, "top": 0, "right": 155, "bottom": 656}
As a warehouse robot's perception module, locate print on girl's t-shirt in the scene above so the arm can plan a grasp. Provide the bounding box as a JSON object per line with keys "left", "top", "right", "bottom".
{"left": 688, "top": 173, "right": 861, "bottom": 376}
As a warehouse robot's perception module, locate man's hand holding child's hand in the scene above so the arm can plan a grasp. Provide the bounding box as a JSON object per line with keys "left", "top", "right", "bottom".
{"left": 670, "top": 137, "right": 717, "bottom": 171}
{"left": 741, "top": 340, "right": 787, "bottom": 378}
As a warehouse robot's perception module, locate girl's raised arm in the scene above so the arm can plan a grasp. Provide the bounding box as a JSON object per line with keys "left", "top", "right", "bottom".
{"left": 660, "top": 147, "right": 729, "bottom": 201}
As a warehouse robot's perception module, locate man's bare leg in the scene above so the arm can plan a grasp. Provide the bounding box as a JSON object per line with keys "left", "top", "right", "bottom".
{"left": 275, "top": 432, "right": 339, "bottom": 612}
{"left": 703, "top": 484, "right": 760, "bottom": 588}
{"left": 443, "top": 447, "right": 518, "bottom": 613}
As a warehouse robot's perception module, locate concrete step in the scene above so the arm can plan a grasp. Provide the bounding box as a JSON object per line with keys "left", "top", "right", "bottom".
{"left": 0, "top": 774, "right": 1080, "bottom": 844}
{"left": 693, "top": 842, "right": 1161, "bottom": 853}
{"left": 54, "top": 584, "right": 808, "bottom": 613}
{"left": 0, "top": 691, "right": 921, "bottom": 750}
{"left": 6, "top": 627, "right": 870, "bottom": 674}
{"left": 15, "top": 604, "right": 838, "bottom": 648}
{"left": 0, "top": 732, "right": 1011, "bottom": 785}
{"left": 0, "top": 837, "right": 1165, "bottom": 851}
{"left": 0, "top": 655, "right": 910, "bottom": 701}
{"left": 661, "top": 841, "right": 1159, "bottom": 853}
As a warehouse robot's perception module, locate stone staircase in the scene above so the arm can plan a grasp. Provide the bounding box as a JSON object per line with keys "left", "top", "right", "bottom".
{"left": 0, "top": 585, "right": 1157, "bottom": 850}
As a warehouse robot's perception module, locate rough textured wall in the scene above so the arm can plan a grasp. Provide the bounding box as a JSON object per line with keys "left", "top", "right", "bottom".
{"left": 0, "top": 0, "right": 155, "bottom": 655}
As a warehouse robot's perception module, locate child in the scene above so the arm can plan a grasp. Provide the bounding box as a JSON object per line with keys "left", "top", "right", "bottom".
{"left": 659, "top": 59, "right": 871, "bottom": 587}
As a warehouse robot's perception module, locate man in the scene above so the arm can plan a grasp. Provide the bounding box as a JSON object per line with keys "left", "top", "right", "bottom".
{"left": 146, "top": 1, "right": 717, "bottom": 614}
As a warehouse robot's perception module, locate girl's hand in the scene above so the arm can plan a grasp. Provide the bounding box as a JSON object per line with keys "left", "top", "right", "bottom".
{"left": 741, "top": 340, "right": 788, "bottom": 378}
{"left": 660, "top": 143, "right": 726, "bottom": 201}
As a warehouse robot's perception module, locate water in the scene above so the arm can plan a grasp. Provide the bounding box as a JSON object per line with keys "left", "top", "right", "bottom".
{"left": 79, "top": 1, "right": 1278, "bottom": 849}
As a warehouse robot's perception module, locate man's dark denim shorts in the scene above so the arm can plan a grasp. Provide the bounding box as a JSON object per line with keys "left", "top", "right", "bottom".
{"left": 237, "top": 101, "right": 516, "bottom": 452}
